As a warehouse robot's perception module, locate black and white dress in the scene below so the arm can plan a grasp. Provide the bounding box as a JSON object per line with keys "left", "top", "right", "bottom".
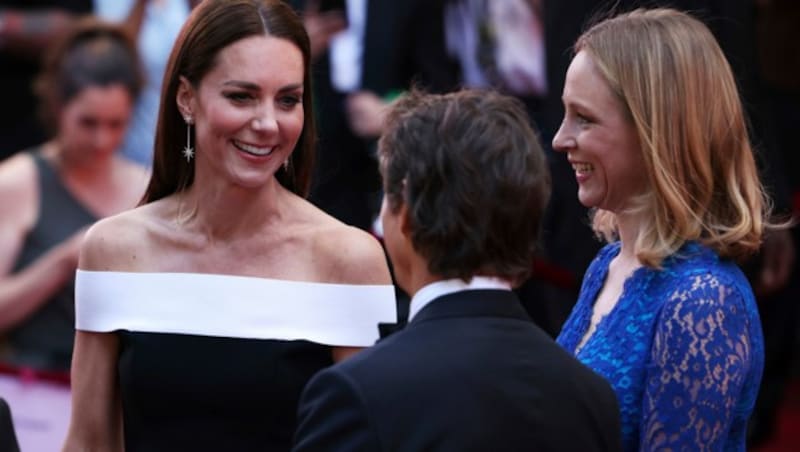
{"left": 75, "top": 270, "right": 396, "bottom": 452}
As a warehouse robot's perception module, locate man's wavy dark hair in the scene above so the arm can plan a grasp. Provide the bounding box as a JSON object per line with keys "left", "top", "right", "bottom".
{"left": 379, "top": 88, "right": 551, "bottom": 284}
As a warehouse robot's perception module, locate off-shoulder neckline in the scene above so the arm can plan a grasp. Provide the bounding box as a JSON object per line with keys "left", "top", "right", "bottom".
{"left": 76, "top": 269, "right": 393, "bottom": 289}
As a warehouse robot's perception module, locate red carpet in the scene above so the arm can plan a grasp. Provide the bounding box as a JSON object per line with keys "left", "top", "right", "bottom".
{"left": 752, "top": 379, "right": 800, "bottom": 452}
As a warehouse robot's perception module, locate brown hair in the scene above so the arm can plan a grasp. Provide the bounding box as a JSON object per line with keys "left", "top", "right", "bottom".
{"left": 35, "top": 17, "right": 143, "bottom": 135}
{"left": 379, "top": 89, "right": 551, "bottom": 284}
{"left": 142, "top": 0, "right": 316, "bottom": 203}
{"left": 577, "top": 8, "right": 770, "bottom": 266}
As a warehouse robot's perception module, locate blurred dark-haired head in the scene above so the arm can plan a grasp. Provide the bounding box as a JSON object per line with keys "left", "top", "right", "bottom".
{"left": 35, "top": 17, "right": 143, "bottom": 135}
{"left": 379, "top": 89, "right": 551, "bottom": 286}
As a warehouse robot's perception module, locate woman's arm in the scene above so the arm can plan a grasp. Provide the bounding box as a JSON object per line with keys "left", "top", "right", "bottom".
{"left": 62, "top": 331, "right": 123, "bottom": 452}
{"left": 0, "top": 153, "right": 85, "bottom": 332}
{"left": 0, "top": 229, "right": 85, "bottom": 331}
{"left": 63, "top": 220, "right": 131, "bottom": 451}
{"left": 639, "top": 272, "right": 756, "bottom": 450}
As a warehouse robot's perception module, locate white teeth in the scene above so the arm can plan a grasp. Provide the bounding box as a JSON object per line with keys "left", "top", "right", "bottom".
{"left": 572, "top": 163, "right": 594, "bottom": 174}
{"left": 234, "top": 140, "right": 274, "bottom": 156}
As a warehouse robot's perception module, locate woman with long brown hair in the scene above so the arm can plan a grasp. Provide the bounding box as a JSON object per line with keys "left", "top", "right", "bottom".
{"left": 64, "top": 1, "right": 394, "bottom": 450}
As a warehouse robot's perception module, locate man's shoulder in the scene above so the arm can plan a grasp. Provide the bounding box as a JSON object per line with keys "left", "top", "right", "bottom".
{"left": 337, "top": 314, "right": 564, "bottom": 383}
{"left": 334, "top": 329, "right": 415, "bottom": 377}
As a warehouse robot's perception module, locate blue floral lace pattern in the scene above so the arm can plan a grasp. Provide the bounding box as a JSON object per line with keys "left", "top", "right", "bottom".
{"left": 556, "top": 242, "right": 764, "bottom": 451}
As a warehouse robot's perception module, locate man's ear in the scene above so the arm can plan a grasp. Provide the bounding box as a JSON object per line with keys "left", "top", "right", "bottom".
{"left": 398, "top": 203, "right": 412, "bottom": 239}
{"left": 176, "top": 76, "right": 195, "bottom": 120}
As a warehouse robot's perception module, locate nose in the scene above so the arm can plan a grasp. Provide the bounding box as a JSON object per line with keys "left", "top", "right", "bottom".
{"left": 251, "top": 104, "right": 278, "bottom": 133}
{"left": 92, "top": 126, "right": 118, "bottom": 153}
{"left": 551, "top": 120, "right": 574, "bottom": 153}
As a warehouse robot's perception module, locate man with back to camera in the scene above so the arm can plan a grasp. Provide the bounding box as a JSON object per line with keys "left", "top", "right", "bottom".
{"left": 292, "top": 89, "right": 622, "bottom": 452}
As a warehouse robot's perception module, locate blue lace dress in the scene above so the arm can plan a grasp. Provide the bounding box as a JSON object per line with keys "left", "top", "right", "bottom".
{"left": 557, "top": 241, "right": 764, "bottom": 451}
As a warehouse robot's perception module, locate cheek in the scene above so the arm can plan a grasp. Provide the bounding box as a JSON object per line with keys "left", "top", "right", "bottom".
{"left": 616, "top": 148, "right": 647, "bottom": 187}
{"left": 282, "top": 111, "right": 305, "bottom": 141}
{"left": 202, "top": 104, "right": 248, "bottom": 135}
{"left": 59, "top": 119, "right": 90, "bottom": 145}
{"left": 108, "top": 125, "right": 128, "bottom": 148}
{"left": 605, "top": 154, "right": 648, "bottom": 203}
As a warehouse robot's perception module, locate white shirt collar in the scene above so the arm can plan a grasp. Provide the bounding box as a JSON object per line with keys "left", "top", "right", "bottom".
{"left": 408, "top": 276, "right": 512, "bottom": 322}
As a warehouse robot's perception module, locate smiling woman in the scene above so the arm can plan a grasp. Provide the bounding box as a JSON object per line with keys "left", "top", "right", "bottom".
{"left": 175, "top": 34, "right": 305, "bottom": 190}
{"left": 63, "top": 2, "right": 395, "bottom": 451}
{"left": 552, "top": 51, "right": 647, "bottom": 215}
{"left": 0, "top": 18, "right": 146, "bottom": 373}
{"left": 554, "top": 8, "right": 773, "bottom": 451}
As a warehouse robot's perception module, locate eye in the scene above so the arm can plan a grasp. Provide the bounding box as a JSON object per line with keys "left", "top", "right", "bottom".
{"left": 278, "top": 95, "right": 302, "bottom": 109}
{"left": 575, "top": 113, "right": 591, "bottom": 126}
{"left": 79, "top": 117, "right": 99, "bottom": 129}
{"left": 223, "top": 91, "right": 254, "bottom": 103}
{"left": 109, "top": 119, "right": 126, "bottom": 130}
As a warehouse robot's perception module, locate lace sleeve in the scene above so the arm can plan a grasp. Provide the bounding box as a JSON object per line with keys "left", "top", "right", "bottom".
{"left": 640, "top": 272, "right": 753, "bottom": 451}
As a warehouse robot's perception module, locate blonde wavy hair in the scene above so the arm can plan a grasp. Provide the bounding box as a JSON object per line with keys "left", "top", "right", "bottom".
{"left": 577, "top": 8, "right": 770, "bottom": 267}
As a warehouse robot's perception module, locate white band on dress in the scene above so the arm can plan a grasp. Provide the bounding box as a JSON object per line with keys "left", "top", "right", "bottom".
{"left": 76, "top": 270, "right": 397, "bottom": 347}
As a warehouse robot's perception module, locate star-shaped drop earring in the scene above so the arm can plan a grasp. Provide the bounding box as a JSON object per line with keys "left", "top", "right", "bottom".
{"left": 183, "top": 117, "right": 194, "bottom": 162}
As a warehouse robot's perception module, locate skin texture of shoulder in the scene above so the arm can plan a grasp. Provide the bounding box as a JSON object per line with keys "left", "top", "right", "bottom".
{"left": 78, "top": 203, "right": 161, "bottom": 272}
{"left": 81, "top": 193, "right": 393, "bottom": 286}
{"left": 304, "top": 206, "right": 392, "bottom": 286}
{"left": 292, "top": 202, "right": 393, "bottom": 362}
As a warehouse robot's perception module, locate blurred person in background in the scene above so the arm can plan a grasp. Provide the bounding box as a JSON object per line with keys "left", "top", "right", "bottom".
{"left": 291, "top": 0, "right": 458, "bottom": 233}
{"left": 0, "top": 18, "right": 147, "bottom": 372}
{"left": 0, "top": 2, "right": 93, "bottom": 160}
{"left": 94, "top": 0, "right": 199, "bottom": 166}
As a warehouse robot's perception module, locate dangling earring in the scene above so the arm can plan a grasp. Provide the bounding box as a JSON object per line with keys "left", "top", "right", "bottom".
{"left": 283, "top": 156, "right": 290, "bottom": 172}
{"left": 182, "top": 117, "right": 194, "bottom": 162}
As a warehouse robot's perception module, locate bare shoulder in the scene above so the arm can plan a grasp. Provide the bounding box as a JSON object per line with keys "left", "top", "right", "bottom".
{"left": 0, "top": 154, "right": 38, "bottom": 273}
{"left": 0, "top": 153, "right": 36, "bottom": 211}
{"left": 79, "top": 203, "right": 160, "bottom": 272}
{"left": 0, "top": 152, "right": 36, "bottom": 186}
{"left": 307, "top": 211, "right": 391, "bottom": 285}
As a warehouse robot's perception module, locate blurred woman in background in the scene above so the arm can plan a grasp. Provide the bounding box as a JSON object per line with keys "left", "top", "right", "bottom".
{"left": 0, "top": 18, "right": 147, "bottom": 372}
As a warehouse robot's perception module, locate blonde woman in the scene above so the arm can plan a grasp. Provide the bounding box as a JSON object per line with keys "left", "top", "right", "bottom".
{"left": 554, "top": 9, "right": 769, "bottom": 451}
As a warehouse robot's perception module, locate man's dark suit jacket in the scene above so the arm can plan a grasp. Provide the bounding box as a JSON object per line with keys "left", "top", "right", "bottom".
{"left": 293, "top": 289, "right": 622, "bottom": 452}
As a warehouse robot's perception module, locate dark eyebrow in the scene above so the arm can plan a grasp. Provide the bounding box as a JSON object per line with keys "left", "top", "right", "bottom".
{"left": 222, "top": 80, "right": 303, "bottom": 93}
{"left": 222, "top": 80, "right": 260, "bottom": 90}
{"left": 278, "top": 83, "right": 303, "bottom": 94}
